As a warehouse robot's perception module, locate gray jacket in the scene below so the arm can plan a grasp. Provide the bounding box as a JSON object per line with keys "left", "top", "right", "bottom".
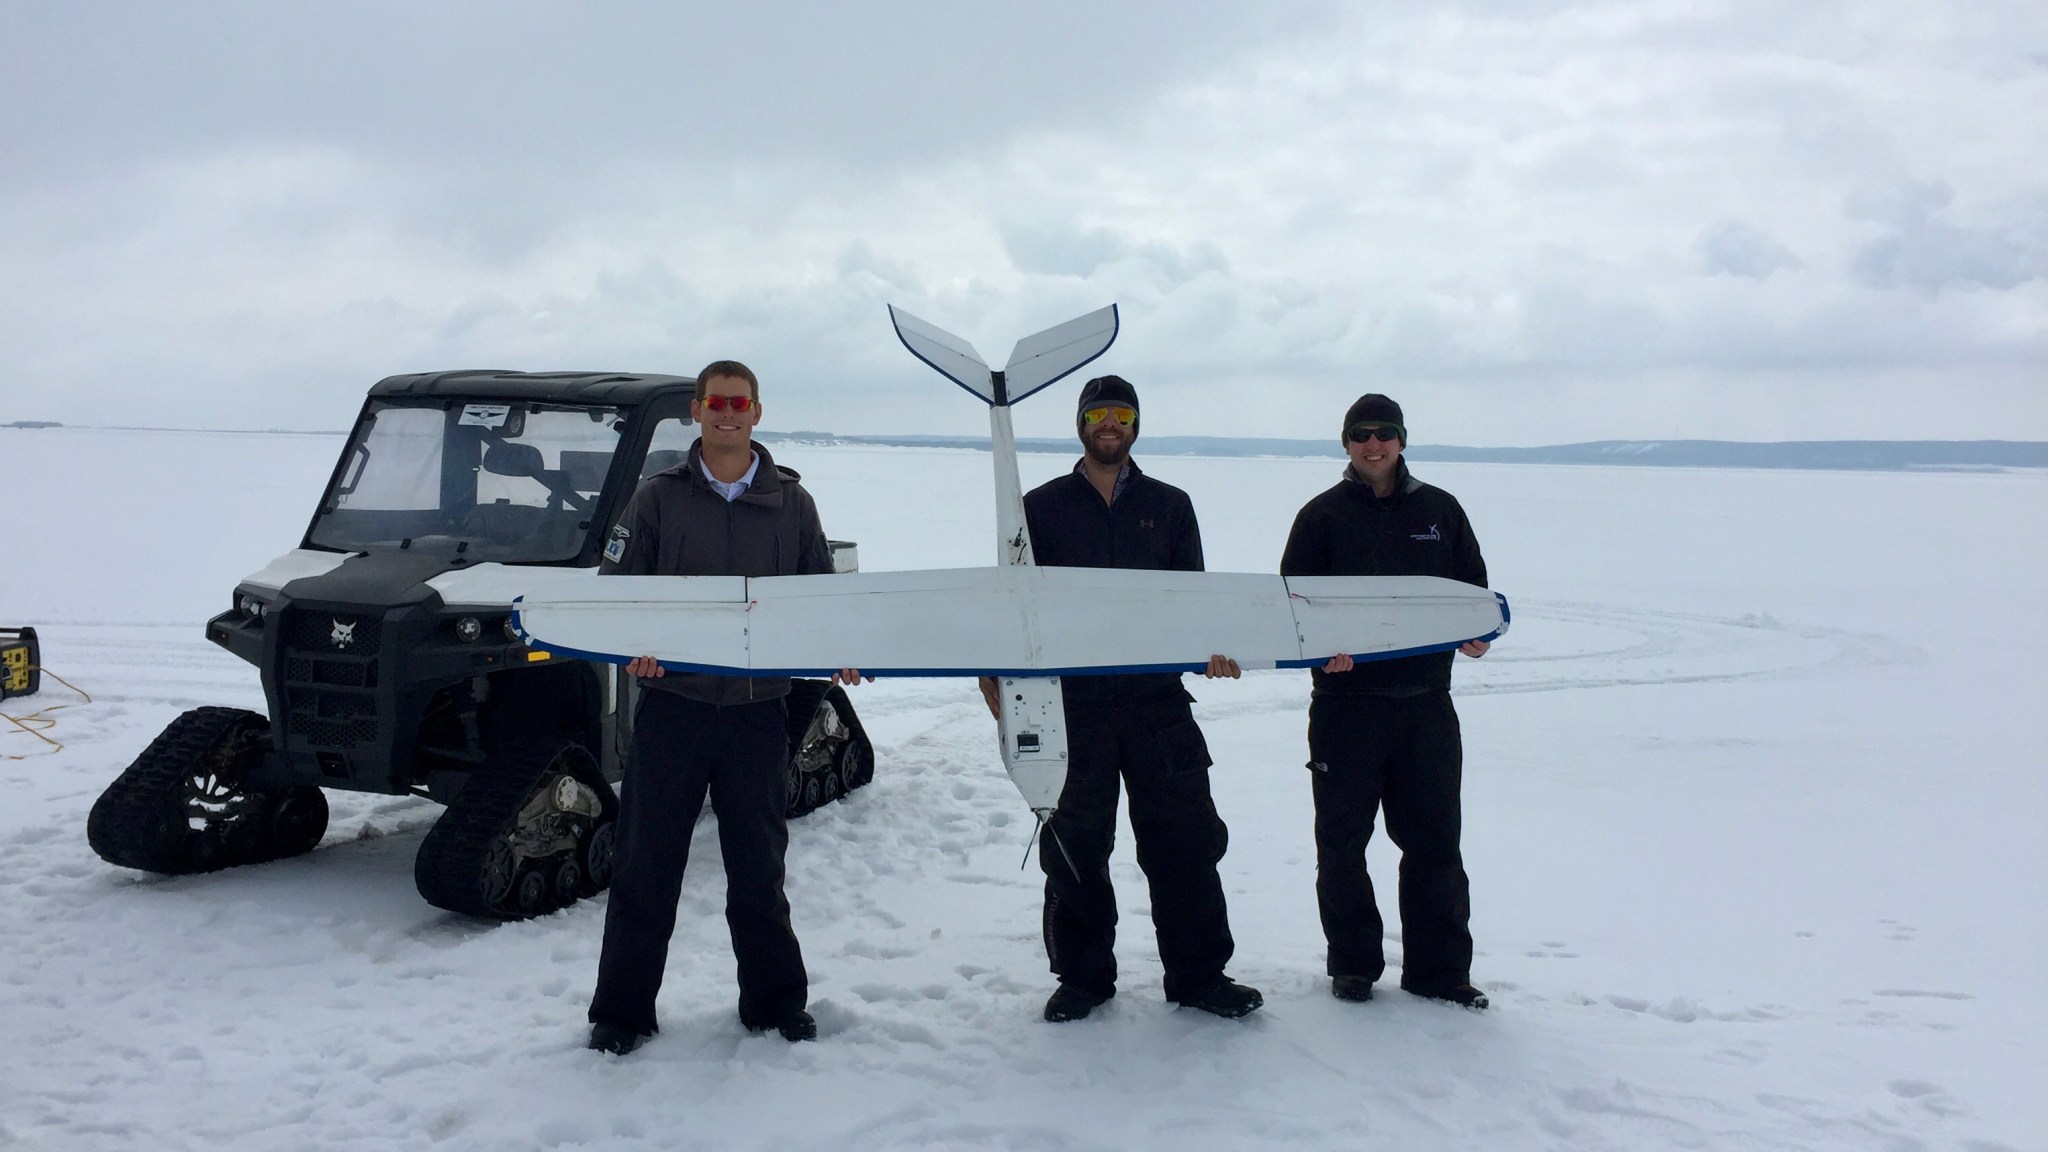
{"left": 601, "top": 440, "right": 833, "bottom": 704}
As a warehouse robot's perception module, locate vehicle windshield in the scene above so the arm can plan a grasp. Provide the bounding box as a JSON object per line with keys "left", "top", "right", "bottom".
{"left": 307, "top": 400, "right": 626, "bottom": 563}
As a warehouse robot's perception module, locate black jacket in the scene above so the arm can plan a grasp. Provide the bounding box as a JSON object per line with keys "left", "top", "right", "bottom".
{"left": 1023, "top": 458, "right": 1203, "bottom": 710}
{"left": 1280, "top": 460, "right": 1487, "bottom": 696}
{"left": 602, "top": 440, "right": 833, "bottom": 704}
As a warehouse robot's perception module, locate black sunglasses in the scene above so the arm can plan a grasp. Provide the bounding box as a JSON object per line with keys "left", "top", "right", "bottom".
{"left": 1347, "top": 423, "right": 1403, "bottom": 444}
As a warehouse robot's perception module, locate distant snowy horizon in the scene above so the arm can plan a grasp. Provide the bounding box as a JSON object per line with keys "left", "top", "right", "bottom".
{"left": 6, "top": 423, "right": 2045, "bottom": 473}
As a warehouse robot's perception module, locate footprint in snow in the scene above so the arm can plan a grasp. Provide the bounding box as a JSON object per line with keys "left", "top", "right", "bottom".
{"left": 1, "top": 826, "right": 63, "bottom": 847}
{"left": 852, "top": 981, "right": 941, "bottom": 1003}
{"left": 1887, "top": 1080, "right": 1968, "bottom": 1117}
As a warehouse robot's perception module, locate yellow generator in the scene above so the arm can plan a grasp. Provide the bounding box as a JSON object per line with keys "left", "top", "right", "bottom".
{"left": 0, "top": 627, "right": 37, "bottom": 701}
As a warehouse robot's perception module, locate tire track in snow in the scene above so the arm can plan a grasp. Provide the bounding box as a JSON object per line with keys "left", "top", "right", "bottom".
{"left": 1194, "top": 601, "right": 1904, "bottom": 722}
{"left": 1459, "top": 601, "right": 1901, "bottom": 696}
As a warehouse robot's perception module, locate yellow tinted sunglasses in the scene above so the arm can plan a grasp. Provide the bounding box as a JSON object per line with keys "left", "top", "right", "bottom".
{"left": 1082, "top": 405, "right": 1136, "bottom": 427}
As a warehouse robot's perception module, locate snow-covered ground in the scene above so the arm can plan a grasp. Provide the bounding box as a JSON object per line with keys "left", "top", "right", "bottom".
{"left": 3, "top": 425, "right": 2043, "bottom": 1152}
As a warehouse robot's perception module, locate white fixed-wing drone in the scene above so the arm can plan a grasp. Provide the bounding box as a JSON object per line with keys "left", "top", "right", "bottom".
{"left": 512, "top": 306, "right": 1510, "bottom": 824}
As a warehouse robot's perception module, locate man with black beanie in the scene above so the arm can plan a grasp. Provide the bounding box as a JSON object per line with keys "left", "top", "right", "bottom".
{"left": 1280, "top": 393, "right": 1494, "bottom": 1010}
{"left": 980, "top": 374, "right": 1263, "bottom": 1023}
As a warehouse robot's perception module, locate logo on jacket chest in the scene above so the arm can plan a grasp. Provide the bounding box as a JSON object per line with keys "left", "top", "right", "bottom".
{"left": 1410, "top": 523, "right": 1442, "bottom": 542}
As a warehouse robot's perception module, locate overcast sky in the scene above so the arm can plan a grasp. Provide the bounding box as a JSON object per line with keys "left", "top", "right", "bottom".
{"left": 3, "top": 1, "right": 2043, "bottom": 444}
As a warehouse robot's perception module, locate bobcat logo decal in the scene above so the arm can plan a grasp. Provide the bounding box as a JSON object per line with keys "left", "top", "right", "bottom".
{"left": 330, "top": 619, "right": 357, "bottom": 649}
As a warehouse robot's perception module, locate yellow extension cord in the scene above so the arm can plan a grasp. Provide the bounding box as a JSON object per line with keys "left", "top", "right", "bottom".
{"left": 2, "top": 667, "right": 91, "bottom": 759}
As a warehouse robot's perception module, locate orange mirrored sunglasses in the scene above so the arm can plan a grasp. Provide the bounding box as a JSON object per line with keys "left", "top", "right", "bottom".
{"left": 1082, "top": 405, "right": 1136, "bottom": 427}
{"left": 699, "top": 393, "right": 755, "bottom": 413}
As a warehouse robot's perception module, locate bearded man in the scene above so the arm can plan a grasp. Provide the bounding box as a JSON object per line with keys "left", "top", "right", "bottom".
{"left": 982, "top": 374, "right": 1262, "bottom": 1024}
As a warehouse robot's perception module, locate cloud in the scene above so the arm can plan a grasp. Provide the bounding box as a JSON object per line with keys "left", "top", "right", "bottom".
{"left": 999, "top": 222, "right": 1231, "bottom": 284}
{"left": 1697, "top": 221, "right": 1802, "bottom": 278}
{"left": 2, "top": 1, "right": 2044, "bottom": 443}
{"left": 1849, "top": 180, "right": 2048, "bottom": 294}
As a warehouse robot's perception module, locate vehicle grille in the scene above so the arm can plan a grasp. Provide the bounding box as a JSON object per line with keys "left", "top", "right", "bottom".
{"left": 285, "top": 609, "right": 384, "bottom": 657}
{"left": 279, "top": 607, "right": 383, "bottom": 749}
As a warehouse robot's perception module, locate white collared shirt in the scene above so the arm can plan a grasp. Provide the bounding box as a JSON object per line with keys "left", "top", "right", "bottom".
{"left": 705, "top": 450, "right": 760, "bottom": 502}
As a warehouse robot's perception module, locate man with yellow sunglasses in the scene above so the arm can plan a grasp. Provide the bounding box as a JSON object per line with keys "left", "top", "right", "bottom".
{"left": 986, "top": 374, "right": 1261, "bottom": 1023}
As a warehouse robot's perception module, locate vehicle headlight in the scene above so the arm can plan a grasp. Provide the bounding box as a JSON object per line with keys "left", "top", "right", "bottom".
{"left": 502, "top": 616, "right": 523, "bottom": 642}
{"left": 455, "top": 616, "right": 482, "bottom": 643}
{"left": 239, "top": 595, "right": 268, "bottom": 619}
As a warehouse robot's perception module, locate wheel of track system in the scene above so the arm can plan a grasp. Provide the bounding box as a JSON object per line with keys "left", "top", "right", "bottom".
{"left": 87, "top": 706, "right": 300, "bottom": 875}
{"left": 552, "top": 857, "right": 583, "bottom": 907}
{"left": 413, "top": 737, "right": 617, "bottom": 920}
{"left": 268, "top": 787, "right": 329, "bottom": 859}
{"left": 581, "top": 819, "right": 617, "bottom": 895}
{"left": 838, "top": 738, "right": 873, "bottom": 794}
{"left": 821, "top": 768, "right": 841, "bottom": 804}
{"left": 785, "top": 761, "right": 804, "bottom": 813}
{"left": 515, "top": 866, "right": 551, "bottom": 917}
{"left": 480, "top": 838, "right": 519, "bottom": 908}
{"left": 187, "top": 828, "right": 226, "bottom": 872}
{"left": 223, "top": 813, "right": 273, "bottom": 862}
{"left": 801, "top": 774, "right": 821, "bottom": 813}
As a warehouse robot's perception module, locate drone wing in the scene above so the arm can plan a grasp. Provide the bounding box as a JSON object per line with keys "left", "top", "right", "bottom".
{"left": 511, "top": 568, "right": 1508, "bottom": 677}
{"left": 1000, "top": 304, "right": 1119, "bottom": 403}
{"left": 888, "top": 305, "right": 995, "bottom": 403}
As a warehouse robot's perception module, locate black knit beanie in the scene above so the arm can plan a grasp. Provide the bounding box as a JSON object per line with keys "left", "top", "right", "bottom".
{"left": 1343, "top": 393, "right": 1405, "bottom": 445}
{"left": 1076, "top": 375, "right": 1140, "bottom": 438}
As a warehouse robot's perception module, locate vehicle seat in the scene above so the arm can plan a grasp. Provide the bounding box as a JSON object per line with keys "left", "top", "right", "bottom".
{"left": 641, "top": 449, "right": 688, "bottom": 478}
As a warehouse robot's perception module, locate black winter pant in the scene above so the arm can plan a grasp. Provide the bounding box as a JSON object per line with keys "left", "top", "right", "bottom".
{"left": 589, "top": 691, "right": 805, "bottom": 1034}
{"left": 1308, "top": 690, "right": 1473, "bottom": 992}
{"left": 1041, "top": 694, "right": 1235, "bottom": 1003}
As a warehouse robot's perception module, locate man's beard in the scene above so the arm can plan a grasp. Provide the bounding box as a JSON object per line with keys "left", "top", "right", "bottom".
{"left": 1084, "top": 434, "right": 1131, "bottom": 469}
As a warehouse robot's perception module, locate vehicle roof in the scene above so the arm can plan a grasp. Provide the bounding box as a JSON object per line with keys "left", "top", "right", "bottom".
{"left": 368, "top": 370, "right": 695, "bottom": 406}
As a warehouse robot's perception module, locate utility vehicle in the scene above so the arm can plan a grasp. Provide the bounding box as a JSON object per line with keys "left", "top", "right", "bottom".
{"left": 86, "top": 371, "right": 873, "bottom": 919}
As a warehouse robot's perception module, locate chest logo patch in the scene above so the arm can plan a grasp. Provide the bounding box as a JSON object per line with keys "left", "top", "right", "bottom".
{"left": 1410, "top": 524, "right": 1442, "bottom": 542}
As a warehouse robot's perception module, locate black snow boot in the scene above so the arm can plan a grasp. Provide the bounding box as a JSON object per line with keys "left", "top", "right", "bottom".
{"left": 1331, "top": 975, "right": 1375, "bottom": 1002}
{"left": 1178, "top": 979, "right": 1264, "bottom": 1019}
{"left": 1402, "top": 981, "right": 1489, "bottom": 1011}
{"left": 1043, "top": 983, "right": 1115, "bottom": 1022}
{"left": 588, "top": 1022, "right": 652, "bottom": 1055}
{"left": 747, "top": 1008, "right": 818, "bottom": 1042}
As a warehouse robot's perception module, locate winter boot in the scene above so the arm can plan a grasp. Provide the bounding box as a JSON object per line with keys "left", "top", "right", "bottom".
{"left": 1043, "top": 983, "right": 1114, "bottom": 1022}
{"left": 746, "top": 1008, "right": 818, "bottom": 1042}
{"left": 588, "top": 1022, "right": 652, "bottom": 1055}
{"left": 1331, "top": 975, "right": 1375, "bottom": 1002}
{"left": 1401, "top": 981, "right": 1489, "bottom": 1011}
{"left": 1178, "top": 979, "right": 1264, "bottom": 1019}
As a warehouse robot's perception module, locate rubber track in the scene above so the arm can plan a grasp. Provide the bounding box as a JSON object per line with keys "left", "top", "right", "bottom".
{"left": 412, "top": 739, "right": 605, "bottom": 920}
{"left": 86, "top": 706, "right": 264, "bottom": 875}
{"left": 784, "top": 680, "right": 877, "bottom": 819}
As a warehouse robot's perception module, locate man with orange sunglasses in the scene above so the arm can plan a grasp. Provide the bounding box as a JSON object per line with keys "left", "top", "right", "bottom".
{"left": 587, "top": 359, "right": 859, "bottom": 1054}
{"left": 987, "top": 374, "right": 1262, "bottom": 1024}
